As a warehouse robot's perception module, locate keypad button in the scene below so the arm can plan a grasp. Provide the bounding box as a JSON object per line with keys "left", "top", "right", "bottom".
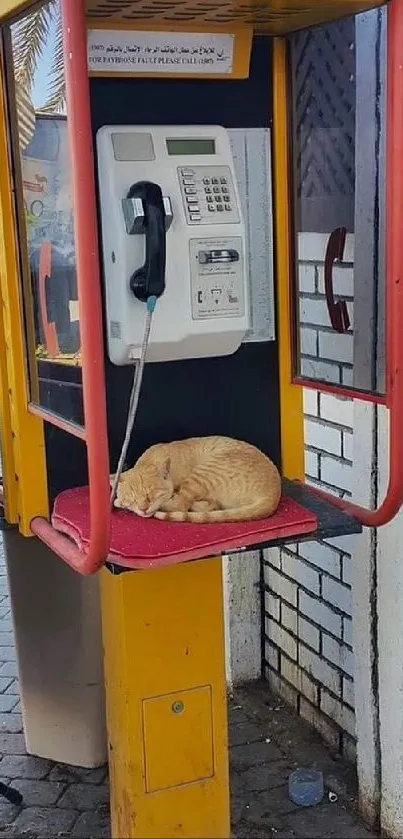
{"left": 206, "top": 195, "right": 214, "bottom": 203}
{"left": 225, "top": 204, "right": 232, "bottom": 211}
{"left": 185, "top": 187, "right": 197, "bottom": 194}
{"left": 208, "top": 205, "right": 215, "bottom": 212}
{"left": 212, "top": 177, "right": 219, "bottom": 184}
{"left": 213, "top": 186, "right": 220, "bottom": 194}
{"left": 183, "top": 178, "right": 195, "bottom": 186}
{"left": 205, "top": 187, "right": 212, "bottom": 194}
{"left": 181, "top": 169, "right": 194, "bottom": 176}
{"left": 187, "top": 196, "right": 198, "bottom": 203}
{"left": 220, "top": 177, "right": 227, "bottom": 184}
{"left": 190, "top": 213, "right": 201, "bottom": 221}
{"left": 221, "top": 186, "right": 229, "bottom": 194}
{"left": 217, "top": 204, "right": 224, "bottom": 211}
{"left": 203, "top": 178, "right": 210, "bottom": 184}
{"left": 214, "top": 195, "right": 221, "bottom": 202}
{"left": 223, "top": 195, "right": 230, "bottom": 202}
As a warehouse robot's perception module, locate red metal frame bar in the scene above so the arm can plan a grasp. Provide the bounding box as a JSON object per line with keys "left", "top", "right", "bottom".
{"left": 302, "top": 0, "right": 403, "bottom": 527}
{"left": 28, "top": 404, "right": 87, "bottom": 440}
{"left": 293, "top": 377, "right": 388, "bottom": 406}
{"left": 30, "top": 0, "right": 110, "bottom": 572}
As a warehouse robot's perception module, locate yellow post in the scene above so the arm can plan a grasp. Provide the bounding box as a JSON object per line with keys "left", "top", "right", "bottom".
{"left": 100, "top": 556, "right": 230, "bottom": 839}
{"left": 272, "top": 38, "right": 305, "bottom": 481}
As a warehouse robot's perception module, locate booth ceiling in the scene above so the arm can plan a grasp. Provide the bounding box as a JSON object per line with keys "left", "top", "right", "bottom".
{"left": 85, "top": 0, "right": 386, "bottom": 32}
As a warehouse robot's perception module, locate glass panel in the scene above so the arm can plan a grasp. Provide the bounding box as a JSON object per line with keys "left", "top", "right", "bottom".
{"left": 289, "top": 6, "right": 387, "bottom": 397}
{"left": 3, "top": 0, "right": 84, "bottom": 427}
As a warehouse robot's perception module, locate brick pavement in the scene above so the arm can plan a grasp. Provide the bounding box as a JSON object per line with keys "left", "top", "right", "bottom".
{"left": 0, "top": 544, "right": 378, "bottom": 838}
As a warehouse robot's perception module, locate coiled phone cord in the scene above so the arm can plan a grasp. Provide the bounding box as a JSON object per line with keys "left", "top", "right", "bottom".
{"left": 110, "top": 295, "right": 157, "bottom": 507}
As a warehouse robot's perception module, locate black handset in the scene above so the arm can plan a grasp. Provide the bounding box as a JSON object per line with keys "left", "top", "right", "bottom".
{"left": 127, "top": 181, "right": 166, "bottom": 302}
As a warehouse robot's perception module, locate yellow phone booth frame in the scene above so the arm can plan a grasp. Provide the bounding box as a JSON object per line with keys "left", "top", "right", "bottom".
{"left": 0, "top": 0, "right": 394, "bottom": 837}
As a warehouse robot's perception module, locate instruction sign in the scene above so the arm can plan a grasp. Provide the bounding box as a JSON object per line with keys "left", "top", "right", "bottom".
{"left": 87, "top": 29, "right": 235, "bottom": 75}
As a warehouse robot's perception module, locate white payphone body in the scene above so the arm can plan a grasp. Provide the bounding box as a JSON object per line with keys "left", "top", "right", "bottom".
{"left": 96, "top": 125, "right": 248, "bottom": 365}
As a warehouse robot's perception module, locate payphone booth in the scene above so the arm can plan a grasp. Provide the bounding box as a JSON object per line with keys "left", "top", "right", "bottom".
{"left": 0, "top": 0, "right": 402, "bottom": 835}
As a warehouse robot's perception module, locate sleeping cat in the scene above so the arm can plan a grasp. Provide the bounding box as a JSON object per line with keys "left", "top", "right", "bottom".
{"left": 111, "top": 436, "right": 281, "bottom": 523}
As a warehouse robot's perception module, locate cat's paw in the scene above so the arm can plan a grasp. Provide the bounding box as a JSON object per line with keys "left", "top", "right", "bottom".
{"left": 190, "top": 500, "right": 216, "bottom": 512}
{"left": 160, "top": 492, "right": 190, "bottom": 513}
{"left": 159, "top": 496, "right": 180, "bottom": 513}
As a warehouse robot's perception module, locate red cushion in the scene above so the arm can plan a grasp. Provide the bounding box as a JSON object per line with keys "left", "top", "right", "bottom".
{"left": 52, "top": 486, "right": 317, "bottom": 570}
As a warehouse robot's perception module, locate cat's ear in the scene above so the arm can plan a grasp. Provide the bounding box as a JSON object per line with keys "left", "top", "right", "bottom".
{"left": 161, "top": 457, "right": 171, "bottom": 480}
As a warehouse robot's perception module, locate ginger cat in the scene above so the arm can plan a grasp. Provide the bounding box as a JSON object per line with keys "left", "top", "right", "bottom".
{"left": 111, "top": 436, "right": 281, "bottom": 523}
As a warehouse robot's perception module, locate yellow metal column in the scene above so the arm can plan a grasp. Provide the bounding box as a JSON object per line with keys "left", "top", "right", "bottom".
{"left": 100, "top": 556, "right": 230, "bottom": 839}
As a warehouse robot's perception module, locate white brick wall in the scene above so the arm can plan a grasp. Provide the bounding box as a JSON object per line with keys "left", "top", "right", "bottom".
{"left": 263, "top": 232, "right": 356, "bottom": 761}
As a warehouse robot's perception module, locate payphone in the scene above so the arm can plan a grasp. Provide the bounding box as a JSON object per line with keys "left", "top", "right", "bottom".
{"left": 96, "top": 125, "right": 248, "bottom": 364}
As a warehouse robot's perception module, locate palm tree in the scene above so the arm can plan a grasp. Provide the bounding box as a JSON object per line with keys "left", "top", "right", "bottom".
{"left": 12, "top": 0, "right": 65, "bottom": 147}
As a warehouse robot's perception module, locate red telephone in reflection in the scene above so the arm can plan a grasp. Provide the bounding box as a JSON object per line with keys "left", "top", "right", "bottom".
{"left": 39, "top": 241, "right": 60, "bottom": 357}
{"left": 324, "top": 227, "right": 351, "bottom": 334}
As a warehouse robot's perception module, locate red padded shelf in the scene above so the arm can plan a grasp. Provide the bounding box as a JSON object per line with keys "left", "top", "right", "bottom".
{"left": 51, "top": 486, "right": 317, "bottom": 571}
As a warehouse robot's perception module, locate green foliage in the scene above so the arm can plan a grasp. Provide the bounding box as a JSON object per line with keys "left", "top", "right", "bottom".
{"left": 12, "top": 0, "right": 65, "bottom": 114}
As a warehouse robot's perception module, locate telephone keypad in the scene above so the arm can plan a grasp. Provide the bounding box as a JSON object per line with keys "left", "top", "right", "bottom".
{"left": 178, "top": 166, "right": 239, "bottom": 225}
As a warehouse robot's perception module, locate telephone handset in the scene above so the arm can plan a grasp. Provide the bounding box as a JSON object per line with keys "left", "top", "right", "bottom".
{"left": 127, "top": 181, "right": 166, "bottom": 303}
{"left": 324, "top": 227, "right": 350, "bottom": 334}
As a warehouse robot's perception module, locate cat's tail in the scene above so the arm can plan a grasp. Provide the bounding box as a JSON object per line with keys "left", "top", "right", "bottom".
{"left": 154, "top": 498, "right": 281, "bottom": 523}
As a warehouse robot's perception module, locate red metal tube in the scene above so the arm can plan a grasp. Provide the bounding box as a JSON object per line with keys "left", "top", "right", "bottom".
{"left": 30, "top": 515, "right": 102, "bottom": 574}
{"left": 30, "top": 0, "right": 111, "bottom": 570}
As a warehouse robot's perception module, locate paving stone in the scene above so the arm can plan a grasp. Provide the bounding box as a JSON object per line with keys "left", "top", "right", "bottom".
{"left": 70, "top": 809, "right": 111, "bottom": 838}
{"left": 0, "top": 714, "right": 23, "bottom": 734}
{"left": 0, "top": 695, "right": 20, "bottom": 715}
{"left": 231, "top": 739, "right": 283, "bottom": 769}
{"left": 0, "top": 755, "right": 52, "bottom": 780}
{"left": 9, "top": 805, "right": 78, "bottom": 837}
{"left": 0, "top": 678, "right": 13, "bottom": 694}
{"left": 237, "top": 762, "right": 291, "bottom": 792}
{"left": 244, "top": 785, "right": 303, "bottom": 819}
{"left": 48, "top": 763, "right": 108, "bottom": 786}
{"left": 228, "top": 706, "right": 250, "bottom": 726}
{"left": 0, "top": 608, "right": 10, "bottom": 620}
{"left": 285, "top": 805, "right": 376, "bottom": 838}
{"left": 57, "top": 782, "right": 110, "bottom": 811}
{"left": 10, "top": 702, "right": 20, "bottom": 713}
{"left": 0, "top": 635, "right": 14, "bottom": 648}
{"left": 0, "top": 733, "right": 25, "bottom": 755}
{"left": 230, "top": 722, "right": 265, "bottom": 747}
{"left": 11, "top": 779, "right": 65, "bottom": 807}
{"left": 0, "top": 663, "right": 18, "bottom": 679}
{"left": 0, "top": 800, "right": 20, "bottom": 830}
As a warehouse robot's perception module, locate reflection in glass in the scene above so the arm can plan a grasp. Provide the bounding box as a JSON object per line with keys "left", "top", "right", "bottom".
{"left": 6, "top": 1, "right": 84, "bottom": 427}
{"left": 289, "top": 7, "right": 386, "bottom": 396}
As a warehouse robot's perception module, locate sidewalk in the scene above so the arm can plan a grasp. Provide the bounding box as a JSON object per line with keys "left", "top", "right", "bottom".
{"left": 0, "top": 542, "right": 377, "bottom": 838}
